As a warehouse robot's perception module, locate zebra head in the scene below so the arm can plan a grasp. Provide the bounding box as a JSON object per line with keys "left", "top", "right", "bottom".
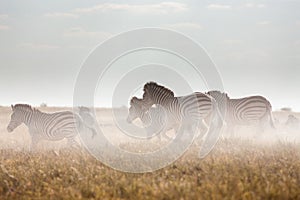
{"left": 206, "top": 91, "right": 229, "bottom": 116}
{"left": 7, "top": 104, "right": 33, "bottom": 132}
{"left": 78, "top": 106, "right": 91, "bottom": 115}
{"left": 207, "top": 91, "right": 229, "bottom": 102}
{"left": 127, "top": 97, "right": 148, "bottom": 123}
{"left": 142, "top": 82, "right": 174, "bottom": 106}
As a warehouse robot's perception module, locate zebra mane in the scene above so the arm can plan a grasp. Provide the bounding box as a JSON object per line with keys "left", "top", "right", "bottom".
{"left": 207, "top": 90, "right": 229, "bottom": 100}
{"left": 143, "top": 82, "right": 174, "bottom": 98}
{"left": 12, "top": 104, "right": 35, "bottom": 112}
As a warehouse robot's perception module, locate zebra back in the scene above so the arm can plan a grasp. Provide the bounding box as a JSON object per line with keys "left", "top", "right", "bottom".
{"left": 228, "top": 95, "right": 272, "bottom": 124}
{"left": 142, "top": 82, "right": 214, "bottom": 122}
{"left": 207, "top": 91, "right": 274, "bottom": 126}
{"left": 31, "top": 110, "right": 80, "bottom": 140}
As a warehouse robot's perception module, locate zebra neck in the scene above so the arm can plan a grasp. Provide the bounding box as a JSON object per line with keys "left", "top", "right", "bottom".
{"left": 23, "top": 110, "right": 34, "bottom": 126}
{"left": 153, "top": 97, "right": 175, "bottom": 107}
{"left": 140, "top": 112, "right": 151, "bottom": 126}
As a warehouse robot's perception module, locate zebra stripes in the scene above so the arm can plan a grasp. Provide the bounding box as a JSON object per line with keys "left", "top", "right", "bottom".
{"left": 7, "top": 104, "right": 84, "bottom": 150}
{"left": 127, "top": 96, "right": 178, "bottom": 139}
{"left": 141, "top": 82, "right": 222, "bottom": 137}
{"left": 206, "top": 91, "right": 275, "bottom": 133}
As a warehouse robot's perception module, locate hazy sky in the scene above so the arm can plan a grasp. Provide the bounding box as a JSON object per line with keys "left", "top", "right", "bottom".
{"left": 0, "top": 0, "right": 299, "bottom": 110}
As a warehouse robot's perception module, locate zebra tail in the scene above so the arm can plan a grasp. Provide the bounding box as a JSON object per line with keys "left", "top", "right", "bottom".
{"left": 76, "top": 113, "right": 98, "bottom": 138}
{"left": 210, "top": 98, "right": 224, "bottom": 129}
{"left": 74, "top": 113, "right": 85, "bottom": 132}
{"left": 268, "top": 106, "right": 276, "bottom": 129}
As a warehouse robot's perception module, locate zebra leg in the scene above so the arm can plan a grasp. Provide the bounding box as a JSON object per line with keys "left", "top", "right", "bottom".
{"left": 76, "top": 116, "right": 98, "bottom": 139}
{"left": 171, "top": 124, "right": 180, "bottom": 139}
{"left": 157, "top": 130, "right": 169, "bottom": 142}
{"left": 174, "top": 123, "right": 187, "bottom": 142}
{"left": 176, "top": 121, "right": 195, "bottom": 142}
{"left": 226, "top": 123, "right": 235, "bottom": 138}
{"left": 30, "top": 136, "right": 39, "bottom": 152}
{"left": 189, "top": 121, "right": 199, "bottom": 139}
{"left": 255, "top": 107, "right": 275, "bottom": 136}
{"left": 153, "top": 121, "right": 171, "bottom": 141}
{"left": 193, "top": 120, "right": 208, "bottom": 146}
{"left": 199, "top": 105, "right": 223, "bottom": 159}
{"left": 160, "top": 125, "right": 173, "bottom": 141}
{"left": 197, "top": 120, "right": 209, "bottom": 139}
{"left": 164, "top": 131, "right": 173, "bottom": 140}
{"left": 256, "top": 120, "right": 266, "bottom": 136}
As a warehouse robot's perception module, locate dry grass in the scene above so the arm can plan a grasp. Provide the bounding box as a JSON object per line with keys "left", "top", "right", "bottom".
{"left": 1, "top": 106, "right": 300, "bottom": 199}
{"left": 0, "top": 140, "right": 300, "bottom": 200}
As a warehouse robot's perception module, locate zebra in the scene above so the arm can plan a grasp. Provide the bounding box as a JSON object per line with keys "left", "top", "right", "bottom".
{"left": 76, "top": 106, "right": 98, "bottom": 138}
{"left": 127, "top": 96, "right": 178, "bottom": 140}
{"left": 285, "top": 114, "right": 300, "bottom": 131}
{"left": 7, "top": 104, "right": 87, "bottom": 150}
{"left": 206, "top": 90, "right": 275, "bottom": 135}
{"left": 127, "top": 96, "right": 210, "bottom": 140}
{"left": 140, "top": 82, "right": 223, "bottom": 142}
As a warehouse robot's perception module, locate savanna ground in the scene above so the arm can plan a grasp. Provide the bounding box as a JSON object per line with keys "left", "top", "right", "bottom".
{"left": 0, "top": 106, "right": 300, "bottom": 199}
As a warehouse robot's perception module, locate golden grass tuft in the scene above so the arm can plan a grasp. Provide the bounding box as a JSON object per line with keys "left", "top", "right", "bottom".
{"left": 0, "top": 139, "right": 300, "bottom": 199}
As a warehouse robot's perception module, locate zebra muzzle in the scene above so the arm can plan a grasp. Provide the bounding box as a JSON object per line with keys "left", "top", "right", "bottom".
{"left": 7, "top": 126, "right": 13, "bottom": 132}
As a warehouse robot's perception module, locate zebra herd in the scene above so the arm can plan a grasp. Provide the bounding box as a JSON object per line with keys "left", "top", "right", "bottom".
{"left": 127, "top": 82, "right": 276, "bottom": 139}
{"left": 6, "top": 81, "right": 276, "bottom": 151}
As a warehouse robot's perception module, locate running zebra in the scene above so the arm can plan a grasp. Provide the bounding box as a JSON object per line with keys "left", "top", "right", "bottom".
{"left": 77, "top": 106, "right": 98, "bottom": 138}
{"left": 206, "top": 91, "right": 275, "bottom": 135}
{"left": 7, "top": 104, "right": 86, "bottom": 150}
{"left": 127, "top": 96, "right": 210, "bottom": 140}
{"left": 140, "top": 82, "right": 223, "bottom": 140}
{"left": 127, "top": 96, "right": 178, "bottom": 139}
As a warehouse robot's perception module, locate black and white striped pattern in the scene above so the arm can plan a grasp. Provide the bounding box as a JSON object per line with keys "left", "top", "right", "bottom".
{"left": 127, "top": 97, "right": 179, "bottom": 139}
{"left": 7, "top": 104, "right": 83, "bottom": 150}
{"left": 206, "top": 91, "right": 275, "bottom": 133}
{"left": 141, "top": 82, "right": 222, "bottom": 137}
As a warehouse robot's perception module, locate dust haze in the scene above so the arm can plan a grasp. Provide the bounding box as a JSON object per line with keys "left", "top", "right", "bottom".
{"left": 1, "top": 106, "right": 299, "bottom": 151}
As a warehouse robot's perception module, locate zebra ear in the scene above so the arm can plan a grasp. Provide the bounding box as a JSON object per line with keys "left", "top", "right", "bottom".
{"left": 11, "top": 104, "right": 14, "bottom": 111}
{"left": 143, "top": 83, "right": 150, "bottom": 92}
{"left": 130, "top": 97, "right": 138, "bottom": 105}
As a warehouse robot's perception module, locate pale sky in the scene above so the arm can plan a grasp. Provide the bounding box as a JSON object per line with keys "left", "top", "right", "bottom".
{"left": 0, "top": 0, "right": 299, "bottom": 110}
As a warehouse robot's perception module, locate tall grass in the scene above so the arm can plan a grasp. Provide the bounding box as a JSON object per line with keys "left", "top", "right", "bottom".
{"left": 0, "top": 139, "right": 300, "bottom": 199}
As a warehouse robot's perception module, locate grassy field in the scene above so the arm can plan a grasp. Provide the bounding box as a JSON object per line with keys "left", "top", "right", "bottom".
{"left": 1, "top": 140, "right": 300, "bottom": 200}
{"left": 1, "top": 106, "right": 300, "bottom": 199}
